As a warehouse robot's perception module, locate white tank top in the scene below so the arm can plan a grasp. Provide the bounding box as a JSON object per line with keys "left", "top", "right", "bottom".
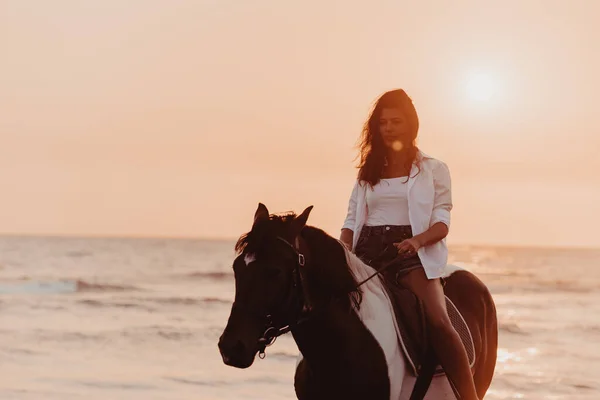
{"left": 365, "top": 177, "right": 411, "bottom": 226}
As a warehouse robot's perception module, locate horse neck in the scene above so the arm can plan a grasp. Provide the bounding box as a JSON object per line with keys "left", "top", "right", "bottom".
{"left": 300, "top": 230, "right": 358, "bottom": 311}
{"left": 291, "top": 231, "right": 365, "bottom": 364}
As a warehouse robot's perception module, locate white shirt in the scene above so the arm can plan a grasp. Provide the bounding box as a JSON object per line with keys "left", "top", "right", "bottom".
{"left": 342, "top": 151, "right": 453, "bottom": 279}
{"left": 365, "top": 178, "right": 411, "bottom": 226}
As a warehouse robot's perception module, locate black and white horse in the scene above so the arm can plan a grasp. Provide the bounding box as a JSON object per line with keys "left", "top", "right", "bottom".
{"left": 218, "top": 204, "right": 497, "bottom": 399}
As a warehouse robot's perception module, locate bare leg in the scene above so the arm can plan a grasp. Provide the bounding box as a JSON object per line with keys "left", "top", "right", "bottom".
{"left": 398, "top": 268, "right": 479, "bottom": 400}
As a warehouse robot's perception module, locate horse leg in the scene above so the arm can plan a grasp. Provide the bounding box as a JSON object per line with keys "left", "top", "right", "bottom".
{"left": 294, "top": 358, "right": 318, "bottom": 400}
{"left": 294, "top": 355, "right": 390, "bottom": 400}
{"left": 292, "top": 308, "right": 391, "bottom": 400}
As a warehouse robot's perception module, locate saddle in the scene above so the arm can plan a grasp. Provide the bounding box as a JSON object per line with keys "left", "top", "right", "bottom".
{"left": 381, "top": 278, "right": 476, "bottom": 377}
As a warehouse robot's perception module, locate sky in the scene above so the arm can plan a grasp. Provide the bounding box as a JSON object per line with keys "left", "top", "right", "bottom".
{"left": 1, "top": 0, "right": 599, "bottom": 248}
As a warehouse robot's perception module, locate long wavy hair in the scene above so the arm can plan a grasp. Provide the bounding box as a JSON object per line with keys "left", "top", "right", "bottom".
{"left": 357, "top": 89, "right": 421, "bottom": 187}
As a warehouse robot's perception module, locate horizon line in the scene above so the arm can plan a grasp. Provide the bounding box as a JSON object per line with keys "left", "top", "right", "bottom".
{"left": 0, "top": 231, "right": 598, "bottom": 252}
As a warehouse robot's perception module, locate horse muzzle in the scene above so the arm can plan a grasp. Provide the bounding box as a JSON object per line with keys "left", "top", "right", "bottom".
{"left": 218, "top": 334, "right": 256, "bottom": 369}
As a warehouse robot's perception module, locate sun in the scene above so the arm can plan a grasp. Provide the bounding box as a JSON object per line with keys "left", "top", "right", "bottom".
{"left": 466, "top": 73, "right": 496, "bottom": 102}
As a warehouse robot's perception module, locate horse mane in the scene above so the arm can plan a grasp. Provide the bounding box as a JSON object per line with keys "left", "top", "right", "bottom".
{"left": 301, "top": 226, "right": 363, "bottom": 311}
{"left": 234, "top": 212, "right": 297, "bottom": 255}
{"left": 234, "top": 211, "right": 363, "bottom": 311}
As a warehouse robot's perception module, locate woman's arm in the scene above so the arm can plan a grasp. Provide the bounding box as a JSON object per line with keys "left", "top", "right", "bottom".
{"left": 396, "top": 222, "right": 448, "bottom": 254}
{"left": 429, "top": 161, "right": 453, "bottom": 228}
{"left": 340, "top": 228, "right": 354, "bottom": 251}
{"left": 395, "top": 161, "right": 453, "bottom": 254}
{"left": 413, "top": 222, "right": 448, "bottom": 247}
{"left": 415, "top": 161, "right": 453, "bottom": 247}
{"left": 340, "top": 181, "right": 359, "bottom": 250}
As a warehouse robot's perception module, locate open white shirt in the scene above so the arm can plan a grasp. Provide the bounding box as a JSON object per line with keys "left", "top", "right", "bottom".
{"left": 342, "top": 151, "right": 453, "bottom": 279}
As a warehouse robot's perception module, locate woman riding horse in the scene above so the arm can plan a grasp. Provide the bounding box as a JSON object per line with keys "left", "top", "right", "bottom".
{"left": 340, "top": 89, "right": 479, "bottom": 400}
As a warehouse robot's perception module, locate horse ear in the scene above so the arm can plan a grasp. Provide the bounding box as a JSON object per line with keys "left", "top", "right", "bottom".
{"left": 253, "top": 203, "right": 269, "bottom": 225}
{"left": 291, "top": 205, "right": 313, "bottom": 236}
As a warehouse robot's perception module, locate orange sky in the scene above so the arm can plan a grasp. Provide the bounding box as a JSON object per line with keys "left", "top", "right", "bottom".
{"left": 1, "top": 1, "right": 599, "bottom": 248}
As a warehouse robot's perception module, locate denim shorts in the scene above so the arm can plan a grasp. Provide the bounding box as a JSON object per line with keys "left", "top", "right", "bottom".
{"left": 354, "top": 225, "right": 423, "bottom": 283}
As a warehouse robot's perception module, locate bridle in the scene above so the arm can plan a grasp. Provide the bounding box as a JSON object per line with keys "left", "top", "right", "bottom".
{"left": 253, "top": 236, "right": 309, "bottom": 358}
{"left": 254, "top": 235, "right": 396, "bottom": 358}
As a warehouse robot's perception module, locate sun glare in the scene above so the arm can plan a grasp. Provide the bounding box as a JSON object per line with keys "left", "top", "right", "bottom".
{"left": 466, "top": 73, "right": 496, "bottom": 102}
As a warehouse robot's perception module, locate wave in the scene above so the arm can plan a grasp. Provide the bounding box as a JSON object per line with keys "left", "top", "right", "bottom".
{"left": 570, "top": 382, "right": 596, "bottom": 390}
{"left": 264, "top": 350, "right": 300, "bottom": 360}
{"left": 163, "top": 377, "right": 227, "bottom": 387}
{"left": 150, "top": 297, "right": 202, "bottom": 305}
{"left": 179, "top": 271, "right": 232, "bottom": 281}
{"left": 487, "top": 280, "right": 595, "bottom": 294}
{"left": 199, "top": 297, "right": 231, "bottom": 305}
{"left": 121, "top": 326, "right": 196, "bottom": 342}
{"left": 164, "top": 375, "right": 286, "bottom": 387}
{"left": 77, "top": 299, "right": 156, "bottom": 312}
{"left": 0, "top": 280, "right": 140, "bottom": 295}
{"left": 498, "top": 322, "right": 529, "bottom": 335}
{"left": 3, "top": 347, "right": 42, "bottom": 355}
{"left": 34, "top": 331, "right": 106, "bottom": 343}
{"left": 76, "top": 381, "right": 159, "bottom": 390}
{"left": 74, "top": 280, "right": 140, "bottom": 292}
{"left": 77, "top": 296, "right": 230, "bottom": 309}
{"left": 535, "top": 279, "right": 593, "bottom": 293}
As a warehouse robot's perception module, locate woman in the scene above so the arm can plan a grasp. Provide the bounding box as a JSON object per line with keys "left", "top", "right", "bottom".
{"left": 340, "top": 89, "right": 479, "bottom": 399}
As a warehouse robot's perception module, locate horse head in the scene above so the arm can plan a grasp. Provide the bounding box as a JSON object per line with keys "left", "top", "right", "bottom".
{"left": 218, "top": 203, "right": 313, "bottom": 368}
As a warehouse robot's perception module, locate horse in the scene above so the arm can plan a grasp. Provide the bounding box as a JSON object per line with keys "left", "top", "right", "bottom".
{"left": 218, "top": 203, "right": 498, "bottom": 399}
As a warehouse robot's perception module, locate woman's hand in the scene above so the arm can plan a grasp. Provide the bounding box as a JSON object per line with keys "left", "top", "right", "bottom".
{"left": 393, "top": 237, "right": 422, "bottom": 256}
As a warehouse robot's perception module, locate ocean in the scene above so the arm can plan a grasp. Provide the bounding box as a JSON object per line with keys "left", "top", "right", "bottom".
{"left": 0, "top": 236, "right": 599, "bottom": 400}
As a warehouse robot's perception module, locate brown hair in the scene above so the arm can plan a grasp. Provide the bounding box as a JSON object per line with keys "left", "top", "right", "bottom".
{"left": 356, "top": 89, "right": 420, "bottom": 187}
